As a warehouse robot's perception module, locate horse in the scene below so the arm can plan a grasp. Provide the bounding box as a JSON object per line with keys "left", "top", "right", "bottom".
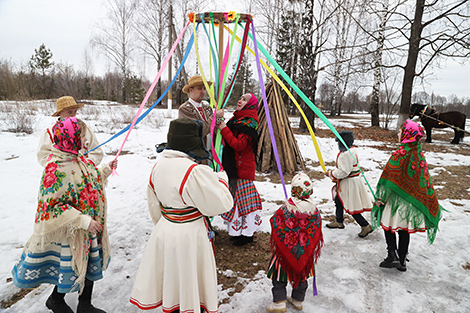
{"left": 409, "top": 103, "right": 466, "bottom": 144}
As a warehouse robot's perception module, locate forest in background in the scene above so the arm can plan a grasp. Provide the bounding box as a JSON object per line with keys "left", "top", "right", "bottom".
{"left": 1, "top": 0, "right": 469, "bottom": 128}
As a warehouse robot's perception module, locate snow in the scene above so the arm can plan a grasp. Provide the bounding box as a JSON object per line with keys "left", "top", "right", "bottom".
{"left": 1, "top": 103, "right": 469, "bottom": 313}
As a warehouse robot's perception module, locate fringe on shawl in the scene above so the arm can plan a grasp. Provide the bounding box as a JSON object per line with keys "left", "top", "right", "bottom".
{"left": 23, "top": 216, "right": 110, "bottom": 293}
{"left": 269, "top": 231, "right": 324, "bottom": 289}
{"left": 371, "top": 185, "right": 443, "bottom": 244}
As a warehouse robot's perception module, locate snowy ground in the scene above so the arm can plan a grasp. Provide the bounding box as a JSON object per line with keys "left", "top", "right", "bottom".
{"left": 0, "top": 101, "right": 469, "bottom": 313}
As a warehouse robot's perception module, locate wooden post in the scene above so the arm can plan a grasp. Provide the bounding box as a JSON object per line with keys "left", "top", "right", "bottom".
{"left": 218, "top": 19, "right": 225, "bottom": 102}
{"left": 167, "top": 5, "right": 173, "bottom": 115}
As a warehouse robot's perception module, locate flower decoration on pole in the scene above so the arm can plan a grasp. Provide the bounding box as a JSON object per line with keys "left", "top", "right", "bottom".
{"left": 188, "top": 12, "right": 195, "bottom": 23}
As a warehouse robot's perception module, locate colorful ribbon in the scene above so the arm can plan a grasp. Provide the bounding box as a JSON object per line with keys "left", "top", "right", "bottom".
{"left": 251, "top": 20, "right": 288, "bottom": 199}
{"left": 86, "top": 30, "right": 195, "bottom": 156}
{"left": 224, "top": 24, "right": 326, "bottom": 173}
{"left": 240, "top": 23, "right": 376, "bottom": 199}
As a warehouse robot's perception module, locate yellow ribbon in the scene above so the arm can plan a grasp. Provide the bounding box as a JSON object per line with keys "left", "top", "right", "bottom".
{"left": 224, "top": 25, "right": 327, "bottom": 173}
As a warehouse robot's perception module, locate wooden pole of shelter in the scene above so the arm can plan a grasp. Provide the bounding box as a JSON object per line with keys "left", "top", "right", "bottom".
{"left": 257, "top": 79, "right": 305, "bottom": 174}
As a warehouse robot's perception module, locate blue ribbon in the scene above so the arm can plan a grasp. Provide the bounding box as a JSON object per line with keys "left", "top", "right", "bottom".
{"left": 86, "top": 30, "right": 196, "bottom": 154}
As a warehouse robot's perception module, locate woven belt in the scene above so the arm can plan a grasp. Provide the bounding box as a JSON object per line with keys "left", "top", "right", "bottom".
{"left": 160, "top": 205, "right": 203, "bottom": 223}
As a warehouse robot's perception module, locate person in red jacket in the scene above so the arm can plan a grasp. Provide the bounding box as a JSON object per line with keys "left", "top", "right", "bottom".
{"left": 217, "top": 93, "right": 262, "bottom": 246}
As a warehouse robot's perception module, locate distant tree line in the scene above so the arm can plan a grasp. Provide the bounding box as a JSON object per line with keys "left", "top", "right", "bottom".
{"left": 1, "top": 0, "right": 470, "bottom": 129}
{"left": 0, "top": 44, "right": 149, "bottom": 104}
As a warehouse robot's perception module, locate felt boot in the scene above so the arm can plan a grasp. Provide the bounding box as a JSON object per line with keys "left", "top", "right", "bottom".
{"left": 266, "top": 301, "right": 287, "bottom": 313}
{"left": 358, "top": 224, "right": 373, "bottom": 238}
{"left": 287, "top": 296, "right": 303, "bottom": 310}
{"left": 379, "top": 250, "right": 399, "bottom": 268}
{"left": 326, "top": 221, "right": 345, "bottom": 229}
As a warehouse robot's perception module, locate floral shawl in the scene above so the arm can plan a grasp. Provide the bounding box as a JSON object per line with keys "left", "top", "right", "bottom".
{"left": 269, "top": 199, "right": 323, "bottom": 287}
{"left": 25, "top": 149, "right": 110, "bottom": 290}
{"left": 371, "top": 120, "right": 443, "bottom": 243}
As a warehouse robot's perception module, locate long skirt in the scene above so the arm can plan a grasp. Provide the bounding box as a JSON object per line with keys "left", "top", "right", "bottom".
{"left": 380, "top": 202, "right": 426, "bottom": 234}
{"left": 12, "top": 235, "right": 106, "bottom": 293}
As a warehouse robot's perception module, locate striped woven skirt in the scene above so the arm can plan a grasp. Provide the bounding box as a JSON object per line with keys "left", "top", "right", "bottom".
{"left": 220, "top": 179, "right": 262, "bottom": 222}
{"left": 12, "top": 235, "right": 107, "bottom": 293}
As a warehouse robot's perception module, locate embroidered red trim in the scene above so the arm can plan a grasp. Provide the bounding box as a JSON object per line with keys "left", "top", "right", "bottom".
{"left": 179, "top": 164, "right": 198, "bottom": 204}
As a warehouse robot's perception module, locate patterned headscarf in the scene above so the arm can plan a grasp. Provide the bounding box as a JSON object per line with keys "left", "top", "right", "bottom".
{"left": 52, "top": 117, "right": 82, "bottom": 154}
{"left": 401, "top": 119, "right": 424, "bottom": 143}
{"left": 291, "top": 173, "right": 314, "bottom": 200}
{"left": 241, "top": 93, "right": 259, "bottom": 111}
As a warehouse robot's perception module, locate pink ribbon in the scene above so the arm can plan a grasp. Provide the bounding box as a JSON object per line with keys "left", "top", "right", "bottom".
{"left": 112, "top": 21, "right": 190, "bottom": 175}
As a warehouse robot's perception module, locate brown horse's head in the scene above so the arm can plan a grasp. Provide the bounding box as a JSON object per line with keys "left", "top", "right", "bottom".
{"left": 410, "top": 103, "right": 427, "bottom": 118}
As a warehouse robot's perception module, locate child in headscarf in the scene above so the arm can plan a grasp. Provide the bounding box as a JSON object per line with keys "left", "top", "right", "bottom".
{"left": 266, "top": 173, "right": 323, "bottom": 313}
{"left": 372, "top": 119, "right": 443, "bottom": 271}
{"left": 12, "top": 117, "right": 117, "bottom": 313}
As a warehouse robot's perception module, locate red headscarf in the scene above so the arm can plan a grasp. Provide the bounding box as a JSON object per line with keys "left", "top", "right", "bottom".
{"left": 241, "top": 93, "right": 258, "bottom": 111}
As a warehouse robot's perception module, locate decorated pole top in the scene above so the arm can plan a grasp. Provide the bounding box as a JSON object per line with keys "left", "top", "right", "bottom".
{"left": 190, "top": 12, "right": 252, "bottom": 24}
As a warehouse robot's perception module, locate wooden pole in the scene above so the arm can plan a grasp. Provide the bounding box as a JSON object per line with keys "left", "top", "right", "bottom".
{"left": 218, "top": 20, "right": 225, "bottom": 98}
{"left": 167, "top": 5, "right": 173, "bottom": 114}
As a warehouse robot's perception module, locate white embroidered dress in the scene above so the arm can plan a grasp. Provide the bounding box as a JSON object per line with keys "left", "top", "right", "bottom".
{"left": 329, "top": 147, "right": 372, "bottom": 214}
{"left": 130, "top": 150, "right": 233, "bottom": 313}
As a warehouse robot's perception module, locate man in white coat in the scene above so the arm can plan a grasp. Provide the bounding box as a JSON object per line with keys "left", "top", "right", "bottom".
{"left": 37, "top": 96, "right": 103, "bottom": 167}
{"left": 130, "top": 118, "right": 233, "bottom": 313}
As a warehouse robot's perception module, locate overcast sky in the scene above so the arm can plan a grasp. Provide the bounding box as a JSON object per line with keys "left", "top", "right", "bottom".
{"left": 0, "top": 0, "right": 469, "bottom": 99}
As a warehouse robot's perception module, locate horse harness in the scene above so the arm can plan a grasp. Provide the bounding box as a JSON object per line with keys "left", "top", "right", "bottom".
{"left": 418, "top": 106, "right": 468, "bottom": 134}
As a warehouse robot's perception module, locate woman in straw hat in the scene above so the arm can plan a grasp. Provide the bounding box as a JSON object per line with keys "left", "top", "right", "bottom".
{"left": 37, "top": 96, "right": 104, "bottom": 167}
{"left": 130, "top": 118, "right": 233, "bottom": 313}
{"left": 12, "top": 117, "right": 117, "bottom": 313}
{"left": 217, "top": 93, "right": 263, "bottom": 246}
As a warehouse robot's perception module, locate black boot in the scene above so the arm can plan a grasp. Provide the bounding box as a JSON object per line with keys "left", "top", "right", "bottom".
{"left": 46, "top": 286, "right": 73, "bottom": 313}
{"left": 397, "top": 253, "right": 408, "bottom": 272}
{"left": 379, "top": 250, "right": 399, "bottom": 268}
{"left": 233, "top": 235, "right": 253, "bottom": 246}
{"left": 77, "top": 300, "right": 106, "bottom": 313}
{"left": 46, "top": 296, "right": 74, "bottom": 313}
{"left": 77, "top": 279, "right": 106, "bottom": 313}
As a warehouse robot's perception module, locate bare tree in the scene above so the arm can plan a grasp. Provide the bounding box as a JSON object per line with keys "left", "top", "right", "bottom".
{"left": 396, "top": 0, "right": 470, "bottom": 128}
{"left": 247, "top": 0, "right": 286, "bottom": 58}
{"left": 298, "top": 0, "right": 339, "bottom": 133}
{"left": 327, "top": 0, "right": 369, "bottom": 117}
{"left": 91, "top": 0, "right": 138, "bottom": 103}
{"left": 135, "top": 0, "right": 169, "bottom": 101}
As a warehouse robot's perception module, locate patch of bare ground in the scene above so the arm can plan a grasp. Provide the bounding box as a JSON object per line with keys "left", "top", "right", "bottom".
{"left": 1, "top": 286, "right": 35, "bottom": 309}
{"left": 429, "top": 165, "right": 470, "bottom": 200}
{"left": 214, "top": 230, "right": 271, "bottom": 304}
{"left": 463, "top": 262, "right": 470, "bottom": 270}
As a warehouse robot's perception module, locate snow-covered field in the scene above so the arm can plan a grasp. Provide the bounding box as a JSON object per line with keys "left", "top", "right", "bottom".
{"left": 1, "top": 101, "right": 469, "bottom": 313}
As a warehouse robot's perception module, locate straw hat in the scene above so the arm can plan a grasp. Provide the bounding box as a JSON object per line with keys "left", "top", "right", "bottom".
{"left": 182, "top": 75, "right": 212, "bottom": 94}
{"left": 52, "top": 96, "right": 84, "bottom": 117}
{"left": 156, "top": 118, "right": 211, "bottom": 161}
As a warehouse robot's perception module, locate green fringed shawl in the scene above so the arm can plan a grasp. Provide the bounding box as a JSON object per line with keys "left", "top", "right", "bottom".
{"left": 371, "top": 141, "right": 443, "bottom": 244}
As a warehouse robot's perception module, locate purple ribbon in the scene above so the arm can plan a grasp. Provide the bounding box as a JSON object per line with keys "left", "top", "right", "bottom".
{"left": 250, "top": 21, "right": 288, "bottom": 199}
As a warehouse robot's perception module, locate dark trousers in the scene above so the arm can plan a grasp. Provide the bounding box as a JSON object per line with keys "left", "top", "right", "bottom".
{"left": 271, "top": 279, "right": 308, "bottom": 303}
{"left": 384, "top": 229, "right": 410, "bottom": 261}
{"left": 50, "top": 278, "right": 94, "bottom": 302}
{"left": 334, "top": 195, "right": 369, "bottom": 227}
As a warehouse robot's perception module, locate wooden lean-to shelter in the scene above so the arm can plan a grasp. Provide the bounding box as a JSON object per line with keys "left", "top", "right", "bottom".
{"left": 257, "top": 79, "right": 305, "bottom": 174}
